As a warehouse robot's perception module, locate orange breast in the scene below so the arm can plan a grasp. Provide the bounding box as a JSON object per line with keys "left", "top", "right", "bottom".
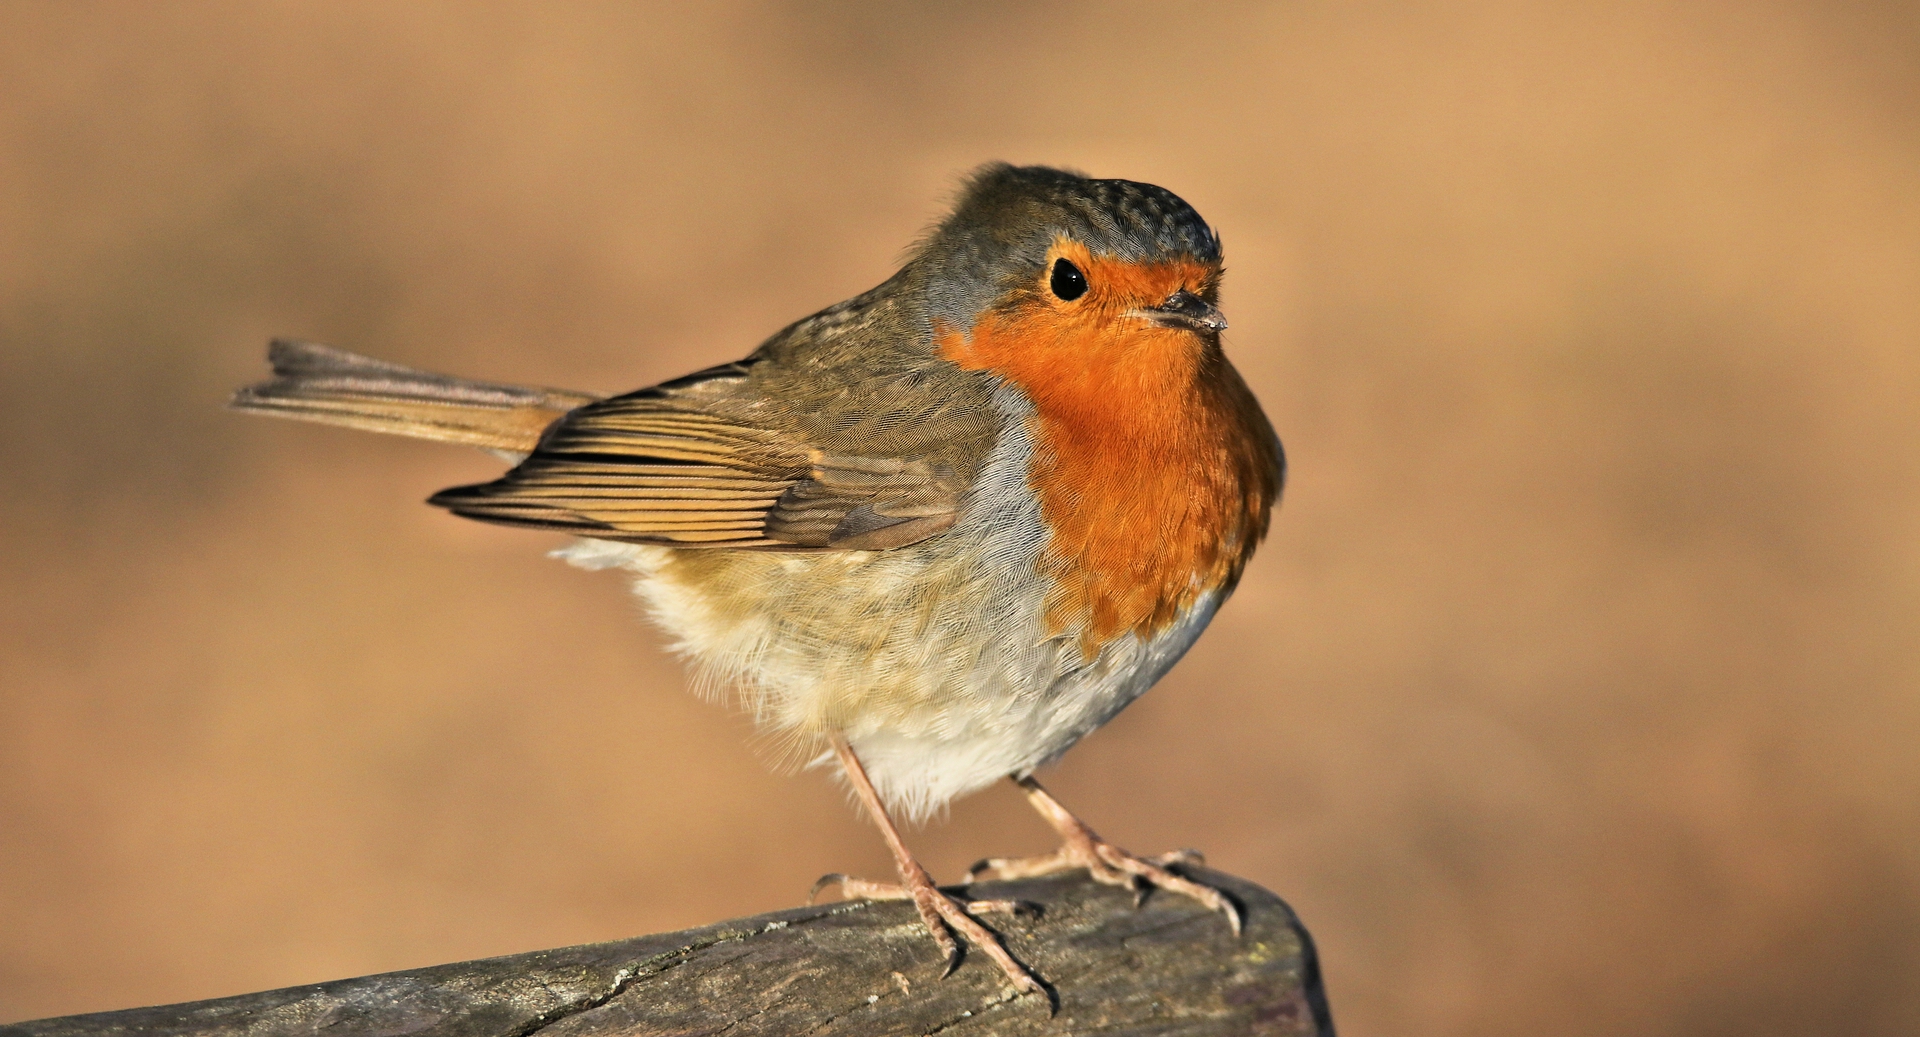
{"left": 939, "top": 257, "right": 1281, "bottom": 653}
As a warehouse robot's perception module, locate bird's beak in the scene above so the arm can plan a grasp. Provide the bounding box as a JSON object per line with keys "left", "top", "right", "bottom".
{"left": 1134, "top": 290, "right": 1228, "bottom": 332}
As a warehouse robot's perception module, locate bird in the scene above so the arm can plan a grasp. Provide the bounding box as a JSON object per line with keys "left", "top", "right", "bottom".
{"left": 231, "top": 163, "right": 1284, "bottom": 997}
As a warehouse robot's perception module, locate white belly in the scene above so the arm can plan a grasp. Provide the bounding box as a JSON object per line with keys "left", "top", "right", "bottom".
{"left": 552, "top": 387, "right": 1225, "bottom": 822}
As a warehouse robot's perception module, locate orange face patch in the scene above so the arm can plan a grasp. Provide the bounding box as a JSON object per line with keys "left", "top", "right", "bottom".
{"left": 939, "top": 239, "right": 1281, "bottom": 652}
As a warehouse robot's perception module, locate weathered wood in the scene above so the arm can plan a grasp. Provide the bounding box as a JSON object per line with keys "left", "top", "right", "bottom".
{"left": 3, "top": 869, "right": 1332, "bottom": 1037}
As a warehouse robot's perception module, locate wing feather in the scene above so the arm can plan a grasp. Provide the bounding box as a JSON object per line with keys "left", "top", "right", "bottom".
{"left": 427, "top": 352, "right": 995, "bottom": 551}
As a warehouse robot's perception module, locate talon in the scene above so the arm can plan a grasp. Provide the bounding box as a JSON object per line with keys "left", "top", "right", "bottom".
{"left": 933, "top": 927, "right": 961, "bottom": 977}
{"left": 809, "top": 873, "right": 849, "bottom": 905}
{"left": 1219, "top": 896, "right": 1245, "bottom": 937}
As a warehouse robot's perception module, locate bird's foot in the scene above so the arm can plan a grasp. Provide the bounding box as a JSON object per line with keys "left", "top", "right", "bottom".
{"left": 967, "top": 825, "right": 1236, "bottom": 933}
{"left": 810, "top": 872, "right": 1043, "bottom": 996}
{"left": 810, "top": 873, "right": 1027, "bottom": 916}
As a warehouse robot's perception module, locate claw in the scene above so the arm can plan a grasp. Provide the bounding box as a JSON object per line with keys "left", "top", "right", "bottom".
{"left": 918, "top": 900, "right": 961, "bottom": 977}
{"left": 808, "top": 873, "right": 849, "bottom": 905}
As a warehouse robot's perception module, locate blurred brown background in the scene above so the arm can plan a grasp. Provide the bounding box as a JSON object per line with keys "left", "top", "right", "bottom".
{"left": 2, "top": 1, "right": 1917, "bottom": 1033}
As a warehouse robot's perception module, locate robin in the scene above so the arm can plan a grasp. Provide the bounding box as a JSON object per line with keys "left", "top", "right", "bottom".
{"left": 232, "top": 163, "right": 1284, "bottom": 997}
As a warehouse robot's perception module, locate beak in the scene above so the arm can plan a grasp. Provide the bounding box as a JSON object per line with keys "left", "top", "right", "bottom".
{"left": 1135, "top": 290, "right": 1228, "bottom": 332}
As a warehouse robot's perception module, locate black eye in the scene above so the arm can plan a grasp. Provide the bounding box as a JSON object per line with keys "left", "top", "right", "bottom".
{"left": 1049, "top": 258, "right": 1088, "bottom": 301}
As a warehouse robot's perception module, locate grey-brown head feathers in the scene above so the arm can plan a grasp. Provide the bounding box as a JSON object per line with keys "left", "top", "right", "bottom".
{"left": 912, "top": 164, "right": 1221, "bottom": 331}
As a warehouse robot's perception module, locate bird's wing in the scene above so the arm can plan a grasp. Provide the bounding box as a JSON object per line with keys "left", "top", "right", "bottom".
{"left": 426, "top": 360, "right": 991, "bottom": 551}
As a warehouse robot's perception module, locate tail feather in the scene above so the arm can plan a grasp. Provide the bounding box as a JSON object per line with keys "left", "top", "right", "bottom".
{"left": 230, "top": 339, "right": 601, "bottom": 453}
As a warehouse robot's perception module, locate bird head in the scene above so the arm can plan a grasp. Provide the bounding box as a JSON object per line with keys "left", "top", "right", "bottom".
{"left": 922, "top": 164, "right": 1230, "bottom": 396}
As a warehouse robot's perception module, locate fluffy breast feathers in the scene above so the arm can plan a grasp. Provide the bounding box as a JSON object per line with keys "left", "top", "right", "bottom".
{"left": 938, "top": 242, "right": 1282, "bottom": 653}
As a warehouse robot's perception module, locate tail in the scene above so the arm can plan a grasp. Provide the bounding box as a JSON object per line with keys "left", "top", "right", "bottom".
{"left": 229, "top": 339, "right": 601, "bottom": 454}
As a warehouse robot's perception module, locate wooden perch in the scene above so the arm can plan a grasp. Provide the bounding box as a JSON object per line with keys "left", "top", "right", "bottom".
{"left": 2, "top": 868, "right": 1332, "bottom": 1037}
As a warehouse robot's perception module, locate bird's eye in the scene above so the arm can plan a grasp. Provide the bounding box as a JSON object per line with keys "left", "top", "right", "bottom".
{"left": 1049, "top": 258, "right": 1088, "bottom": 301}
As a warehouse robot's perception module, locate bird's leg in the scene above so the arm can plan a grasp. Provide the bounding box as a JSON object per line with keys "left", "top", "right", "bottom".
{"left": 967, "top": 775, "right": 1242, "bottom": 935}
{"left": 809, "top": 734, "right": 1043, "bottom": 996}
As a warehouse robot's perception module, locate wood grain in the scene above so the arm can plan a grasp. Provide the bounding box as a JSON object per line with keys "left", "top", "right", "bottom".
{"left": 1, "top": 869, "right": 1332, "bottom": 1037}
